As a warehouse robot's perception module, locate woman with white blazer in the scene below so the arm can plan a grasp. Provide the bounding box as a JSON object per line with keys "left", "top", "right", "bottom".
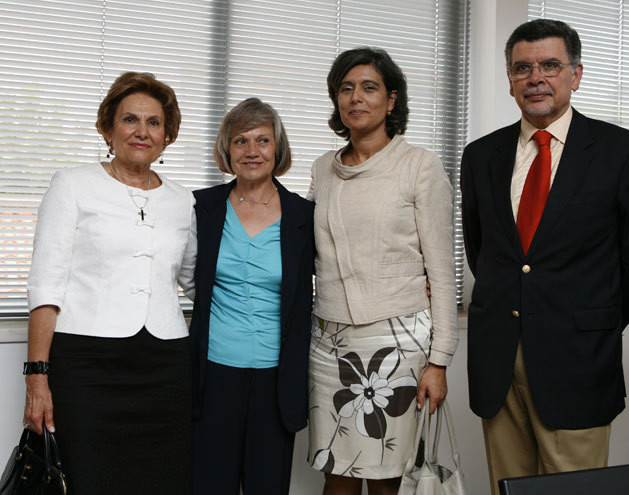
{"left": 22, "top": 72, "right": 196, "bottom": 495}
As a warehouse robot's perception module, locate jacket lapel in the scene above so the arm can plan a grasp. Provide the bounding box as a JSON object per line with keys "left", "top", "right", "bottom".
{"left": 196, "top": 178, "right": 308, "bottom": 340}
{"left": 489, "top": 122, "right": 523, "bottom": 256}
{"left": 276, "top": 178, "right": 308, "bottom": 337}
{"left": 527, "top": 109, "right": 594, "bottom": 255}
{"left": 194, "top": 181, "right": 234, "bottom": 317}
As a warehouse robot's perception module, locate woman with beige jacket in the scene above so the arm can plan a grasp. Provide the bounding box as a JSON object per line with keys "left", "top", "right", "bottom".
{"left": 307, "top": 47, "right": 459, "bottom": 495}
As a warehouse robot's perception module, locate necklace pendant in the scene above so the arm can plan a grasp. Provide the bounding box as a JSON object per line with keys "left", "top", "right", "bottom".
{"left": 139, "top": 209, "right": 145, "bottom": 221}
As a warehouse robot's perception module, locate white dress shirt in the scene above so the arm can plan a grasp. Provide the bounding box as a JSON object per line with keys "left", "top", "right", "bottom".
{"left": 511, "top": 107, "right": 573, "bottom": 219}
{"left": 28, "top": 163, "right": 197, "bottom": 339}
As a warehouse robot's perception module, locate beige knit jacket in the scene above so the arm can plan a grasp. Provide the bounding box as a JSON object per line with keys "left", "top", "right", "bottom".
{"left": 307, "top": 135, "right": 458, "bottom": 366}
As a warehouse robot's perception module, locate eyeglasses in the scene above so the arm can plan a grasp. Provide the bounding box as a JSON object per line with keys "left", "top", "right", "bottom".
{"left": 507, "top": 60, "right": 572, "bottom": 81}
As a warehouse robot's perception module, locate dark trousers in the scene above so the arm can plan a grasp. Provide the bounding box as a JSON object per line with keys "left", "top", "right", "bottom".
{"left": 192, "top": 361, "right": 295, "bottom": 495}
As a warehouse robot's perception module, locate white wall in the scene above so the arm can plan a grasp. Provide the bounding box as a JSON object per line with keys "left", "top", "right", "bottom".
{"left": 2, "top": 2, "right": 629, "bottom": 495}
{"left": 0, "top": 343, "right": 28, "bottom": 461}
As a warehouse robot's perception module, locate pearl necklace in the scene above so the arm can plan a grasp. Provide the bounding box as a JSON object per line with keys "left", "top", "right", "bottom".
{"left": 109, "top": 162, "right": 151, "bottom": 220}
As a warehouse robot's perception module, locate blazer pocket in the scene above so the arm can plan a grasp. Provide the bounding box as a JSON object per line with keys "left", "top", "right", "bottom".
{"left": 379, "top": 260, "right": 423, "bottom": 278}
{"left": 574, "top": 307, "right": 620, "bottom": 331}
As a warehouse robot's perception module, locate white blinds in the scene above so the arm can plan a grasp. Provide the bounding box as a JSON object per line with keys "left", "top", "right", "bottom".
{"left": 529, "top": 0, "right": 629, "bottom": 127}
{"left": 226, "top": 0, "right": 339, "bottom": 192}
{"left": 0, "top": 0, "right": 220, "bottom": 315}
{"left": 226, "top": 0, "right": 470, "bottom": 304}
{"left": 0, "top": 0, "right": 469, "bottom": 316}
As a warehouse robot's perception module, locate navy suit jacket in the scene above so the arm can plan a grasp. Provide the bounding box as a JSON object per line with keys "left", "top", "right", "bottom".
{"left": 461, "top": 109, "right": 629, "bottom": 429}
{"left": 189, "top": 178, "right": 315, "bottom": 433}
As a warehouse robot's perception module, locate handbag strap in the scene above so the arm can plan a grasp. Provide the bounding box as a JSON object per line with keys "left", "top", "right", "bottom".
{"left": 401, "top": 398, "right": 462, "bottom": 475}
{"left": 426, "top": 398, "right": 441, "bottom": 463}
{"left": 18, "top": 427, "right": 31, "bottom": 451}
{"left": 47, "top": 431, "right": 63, "bottom": 470}
{"left": 402, "top": 398, "right": 433, "bottom": 475}
{"left": 42, "top": 422, "right": 63, "bottom": 473}
{"left": 432, "top": 400, "right": 462, "bottom": 469}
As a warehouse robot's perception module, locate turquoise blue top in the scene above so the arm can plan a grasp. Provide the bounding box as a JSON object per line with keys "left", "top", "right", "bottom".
{"left": 207, "top": 200, "right": 282, "bottom": 368}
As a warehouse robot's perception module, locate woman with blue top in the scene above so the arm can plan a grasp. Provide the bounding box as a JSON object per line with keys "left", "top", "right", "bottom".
{"left": 190, "top": 97, "right": 315, "bottom": 495}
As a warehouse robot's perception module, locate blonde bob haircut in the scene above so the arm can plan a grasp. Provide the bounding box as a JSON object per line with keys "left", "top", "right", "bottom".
{"left": 96, "top": 72, "right": 181, "bottom": 152}
{"left": 214, "top": 97, "right": 291, "bottom": 176}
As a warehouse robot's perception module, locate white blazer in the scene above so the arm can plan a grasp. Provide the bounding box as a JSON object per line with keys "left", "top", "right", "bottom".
{"left": 27, "top": 163, "right": 197, "bottom": 339}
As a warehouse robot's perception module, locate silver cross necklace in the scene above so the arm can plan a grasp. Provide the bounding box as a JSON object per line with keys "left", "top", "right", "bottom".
{"left": 109, "top": 161, "right": 151, "bottom": 221}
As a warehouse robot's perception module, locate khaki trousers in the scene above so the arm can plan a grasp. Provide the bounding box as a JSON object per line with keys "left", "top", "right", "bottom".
{"left": 482, "top": 342, "right": 610, "bottom": 495}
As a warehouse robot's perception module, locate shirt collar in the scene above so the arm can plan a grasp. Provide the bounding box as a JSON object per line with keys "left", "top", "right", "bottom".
{"left": 519, "top": 106, "right": 573, "bottom": 146}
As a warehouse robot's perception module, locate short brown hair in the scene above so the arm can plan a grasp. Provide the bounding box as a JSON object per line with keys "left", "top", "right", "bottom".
{"left": 96, "top": 72, "right": 181, "bottom": 151}
{"left": 214, "top": 98, "right": 291, "bottom": 176}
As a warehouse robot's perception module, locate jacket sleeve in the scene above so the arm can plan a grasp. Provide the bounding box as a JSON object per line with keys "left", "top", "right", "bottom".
{"left": 411, "top": 149, "right": 458, "bottom": 366}
{"left": 177, "top": 191, "right": 197, "bottom": 301}
{"left": 461, "top": 146, "right": 481, "bottom": 278}
{"left": 27, "top": 170, "right": 78, "bottom": 311}
{"left": 619, "top": 154, "right": 629, "bottom": 329}
{"left": 306, "top": 156, "right": 317, "bottom": 202}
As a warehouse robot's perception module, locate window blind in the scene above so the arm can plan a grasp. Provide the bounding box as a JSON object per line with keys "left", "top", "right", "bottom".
{"left": 0, "top": 0, "right": 469, "bottom": 316}
{"left": 226, "top": 0, "right": 470, "bottom": 304}
{"left": 225, "top": 0, "right": 339, "bottom": 193}
{"left": 0, "top": 0, "right": 222, "bottom": 315}
{"left": 529, "top": 0, "right": 629, "bottom": 128}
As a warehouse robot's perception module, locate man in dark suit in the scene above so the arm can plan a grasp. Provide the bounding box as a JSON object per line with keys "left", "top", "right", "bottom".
{"left": 461, "top": 19, "right": 629, "bottom": 494}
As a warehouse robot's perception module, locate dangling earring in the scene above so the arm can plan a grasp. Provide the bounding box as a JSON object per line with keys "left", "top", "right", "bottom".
{"left": 159, "top": 144, "right": 166, "bottom": 165}
{"left": 107, "top": 145, "right": 114, "bottom": 159}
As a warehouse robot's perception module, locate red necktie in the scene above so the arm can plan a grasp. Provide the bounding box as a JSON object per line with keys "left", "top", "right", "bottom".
{"left": 517, "top": 130, "right": 552, "bottom": 255}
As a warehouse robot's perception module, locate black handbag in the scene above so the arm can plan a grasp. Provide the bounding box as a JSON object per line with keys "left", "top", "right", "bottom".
{"left": 0, "top": 426, "right": 67, "bottom": 495}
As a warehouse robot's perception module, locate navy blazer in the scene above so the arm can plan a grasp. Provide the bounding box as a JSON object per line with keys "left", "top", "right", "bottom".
{"left": 461, "top": 109, "right": 629, "bottom": 429}
{"left": 189, "top": 178, "right": 315, "bottom": 432}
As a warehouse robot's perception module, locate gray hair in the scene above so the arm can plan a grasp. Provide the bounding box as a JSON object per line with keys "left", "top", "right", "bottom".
{"left": 213, "top": 97, "right": 291, "bottom": 176}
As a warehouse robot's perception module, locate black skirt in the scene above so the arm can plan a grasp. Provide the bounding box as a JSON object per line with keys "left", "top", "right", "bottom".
{"left": 48, "top": 327, "right": 191, "bottom": 495}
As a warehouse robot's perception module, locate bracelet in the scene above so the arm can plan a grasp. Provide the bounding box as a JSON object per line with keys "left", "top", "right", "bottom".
{"left": 23, "top": 361, "right": 50, "bottom": 375}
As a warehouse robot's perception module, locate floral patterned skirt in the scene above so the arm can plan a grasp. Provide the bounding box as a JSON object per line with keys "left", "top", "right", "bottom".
{"left": 308, "top": 310, "right": 432, "bottom": 479}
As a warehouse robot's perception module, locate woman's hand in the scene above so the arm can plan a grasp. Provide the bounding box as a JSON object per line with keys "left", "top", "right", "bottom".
{"left": 24, "top": 374, "right": 55, "bottom": 434}
{"left": 24, "top": 305, "right": 58, "bottom": 435}
{"left": 417, "top": 363, "right": 447, "bottom": 414}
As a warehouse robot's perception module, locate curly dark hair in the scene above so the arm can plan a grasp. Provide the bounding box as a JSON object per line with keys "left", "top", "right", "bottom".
{"left": 505, "top": 19, "right": 581, "bottom": 68}
{"left": 327, "top": 47, "right": 409, "bottom": 140}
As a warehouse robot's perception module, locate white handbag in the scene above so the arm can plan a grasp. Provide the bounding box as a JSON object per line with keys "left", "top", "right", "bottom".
{"left": 397, "top": 399, "right": 467, "bottom": 495}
